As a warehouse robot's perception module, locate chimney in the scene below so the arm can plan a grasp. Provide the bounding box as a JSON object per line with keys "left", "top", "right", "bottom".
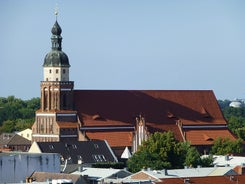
{"left": 237, "top": 165, "right": 245, "bottom": 175}
{"left": 162, "top": 169, "right": 167, "bottom": 175}
{"left": 230, "top": 176, "right": 234, "bottom": 181}
{"left": 242, "top": 166, "right": 245, "bottom": 175}
{"left": 78, "top": 166, "right": 82, "bottom": 172}
{"left": 184, "top": 178, "right": 190, "bottom": 184}
{"left": 78, "top": 159, "right": 83, "bottom": 172}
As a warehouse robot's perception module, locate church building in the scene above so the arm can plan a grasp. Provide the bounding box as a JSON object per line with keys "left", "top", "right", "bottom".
{"left": 32, "top": 20, "right": 237, "bottom": 157}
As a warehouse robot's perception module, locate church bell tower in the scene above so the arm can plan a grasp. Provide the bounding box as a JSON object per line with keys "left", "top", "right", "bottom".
{"left": 41, "top": 21, "right": 74, "bottom": 111}
{"left": 32, "top": 19, "right": 78, "bottom": 143}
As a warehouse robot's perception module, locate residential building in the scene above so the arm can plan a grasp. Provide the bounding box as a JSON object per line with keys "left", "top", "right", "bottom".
{"left": 29, "top": 140, "right": 118, "bottom": 166}
{"left": 72, "top": 167, "right": 132, "bottom": 184}
{"left": 17, "top": 128, "right": 32, "bottom": 141}
{"left": 27, "top": 171, "right": 86, "bottom": 184}
{"left": 212, "top": 155, "right": 245, "bottom": 167}
{"left": 157, "top": 175, "right": 245, "bottom": 184}
{"left": 122, "top": 167, "right": 238, "bottom": 183}
{"left": 0, "top": 152, "right": 60, "bottom": 183}
{"left": 0, "top": 133, "right": 31, "bottom": 152}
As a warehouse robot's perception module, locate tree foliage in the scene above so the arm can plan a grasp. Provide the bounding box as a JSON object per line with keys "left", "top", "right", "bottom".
{"left": 184, "top": 146, "right": 201, "bottom": 168}
{"left": 92, "top": 162, "right": 125, "bottom": 169}
{"left": 218, "top": 100, "right": 245, "bottom": 140}
{"left": 127, "top": 132, "right": 211, "bottom": 173}
{"left": 210, "top": 137, "right": 243, "bottom": 155}
{"left": 0, "top": 96, "right": 40, "bottom": 133}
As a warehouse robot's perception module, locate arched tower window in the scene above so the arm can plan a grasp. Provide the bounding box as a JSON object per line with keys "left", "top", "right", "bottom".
{"left": 44, "top": 88, "right": 48, "bottom": 110}
{"left": 63, "top": 94, "right": 67, "bottom": 109}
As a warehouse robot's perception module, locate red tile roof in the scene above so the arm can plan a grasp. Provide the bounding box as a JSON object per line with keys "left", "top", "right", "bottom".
{"left": 81, "top": 114, "right": 131, "bottom": 127}
{"left": 185, "top": 129, "right": 237, "bottom": 145}
{"left": 57, "top": 122, "right": 78, "bottom": 128}
{"left": 86, "top": 131, "right": 133, "bottom": 147}
{"left": 158, "top": 175, "right": 245, "bottom": 184}
{"left": 74, "top": 90, "right": 234, "bottom": 147}
{"left": 147, "top": 122, "right": 184, "bottom": 142}
{"left": 74, "top": 90, "right": 226, "bottom": 126}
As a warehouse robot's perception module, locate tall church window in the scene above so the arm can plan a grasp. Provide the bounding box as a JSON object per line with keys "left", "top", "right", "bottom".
{"left": 49, "top": 123, "right": 53, "bottom": 133}
{"left": 44, "top": 89, "right": 48, "bottom": 110}
{"left": 63, "top": 94, "right": 67, "bottom": 109}
{"left": 40, "top": 123, "right": 44, "bottom": 133}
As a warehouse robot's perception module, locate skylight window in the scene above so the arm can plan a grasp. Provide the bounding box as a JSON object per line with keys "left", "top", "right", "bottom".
{"left": 92, "top": 154, "right": 106, "bottom": 162}
{"left": 94, "top": 144, "right": 99, "bottom": 149}
{"left": 49, "top": 145, "right": 54, "bottom": 150}
{"left": 92, "top": 155, "right": 99, "bottom": 162}
{"left": 72, "top": 144, "right": 77, "bottom": 149}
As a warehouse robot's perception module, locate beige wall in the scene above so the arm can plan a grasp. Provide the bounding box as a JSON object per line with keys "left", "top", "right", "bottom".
{"left": 17, "top": 128, "right": 32, "bottom": 141}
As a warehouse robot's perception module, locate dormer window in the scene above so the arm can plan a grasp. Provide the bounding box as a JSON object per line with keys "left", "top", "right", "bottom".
{"left": 94, "top": 144, "right": 99, "bottom": 149}
{"left": 72, "top": 144, "right": 77, "bottom": 149}
{"left": 49, "top": 145, "right": 54, "bottom": 150}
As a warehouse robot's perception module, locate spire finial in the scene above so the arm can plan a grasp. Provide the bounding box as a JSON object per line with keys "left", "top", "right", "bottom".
{"left": 55, "top": 3, "right": 59, "bottom": 21}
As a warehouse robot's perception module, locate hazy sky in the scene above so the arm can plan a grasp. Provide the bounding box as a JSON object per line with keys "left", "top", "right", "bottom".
{"left": 1, "top": 0, "right": 245, "bottom": 100}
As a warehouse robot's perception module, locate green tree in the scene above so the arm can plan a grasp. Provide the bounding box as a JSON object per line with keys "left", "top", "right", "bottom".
{"left": 235, "top": 127, "right": 245, "bottom": 140}
{"left": 0, "top": 120, "right": 16, "bottom": 133}
{"left": 184, "top": 146, "right": 201, "bottom": 168}
{"left": 217, "top": 100, "right": 245, "bottom": 140}
{"left": 15, "top": 119, "right": 33, "bottom": 131}
{"left": 127, "top": 132, "right": 197, "bottom": 172}
{"left": 218, "top": 99, "right": 231, "bottom": 110}
{"left": 210, "top": 137, "right": 243, "bottom": 155}
{"left": 200, "top": 155, "right": 213, "bottom": 167}
{"left": 0, "top": 96, "right": 40, "bottom": 132}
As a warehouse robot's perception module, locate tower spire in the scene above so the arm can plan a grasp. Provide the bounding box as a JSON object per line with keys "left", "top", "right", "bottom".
{"left": 55, "top": 3, "right": 59, "bottom": 21}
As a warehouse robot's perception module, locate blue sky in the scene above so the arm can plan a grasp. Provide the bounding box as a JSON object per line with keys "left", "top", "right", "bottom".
{"left": 1, "top": 0, "right": 245, "bottom": 100}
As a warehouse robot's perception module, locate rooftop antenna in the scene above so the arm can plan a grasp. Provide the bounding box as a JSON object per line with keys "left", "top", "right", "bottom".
{"left": 55, "top": 3, "right": 59, "bottom": 21}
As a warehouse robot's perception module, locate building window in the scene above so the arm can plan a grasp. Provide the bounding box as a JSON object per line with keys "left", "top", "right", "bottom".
{"left": 49, "top": 145, "right": 54, "bottom": 150}
{"left": 49, "top": 69, "right": 52, "bottom": 73}
{"left": 40, "top": 124, "right": 44, "bottom": 133}
{"left": 63, "top": 69, "right": 66, "bottom": 74}
{"left": 92, "top": 154, "right": 106, "bottom": 162}
{"left": 56, "top": 78, "right": 58, "bottom": 81}
{"left": 50, "top": 123, "right": 53, "bottom": 133}
{"left": 92, "top": 155, "right": 99, "bottom": 162}
{"left": 56, "top": 69, "right": 59, "bottom": 74}
{"left": 94, "top": 144, "right": 99, "bottom": 149}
